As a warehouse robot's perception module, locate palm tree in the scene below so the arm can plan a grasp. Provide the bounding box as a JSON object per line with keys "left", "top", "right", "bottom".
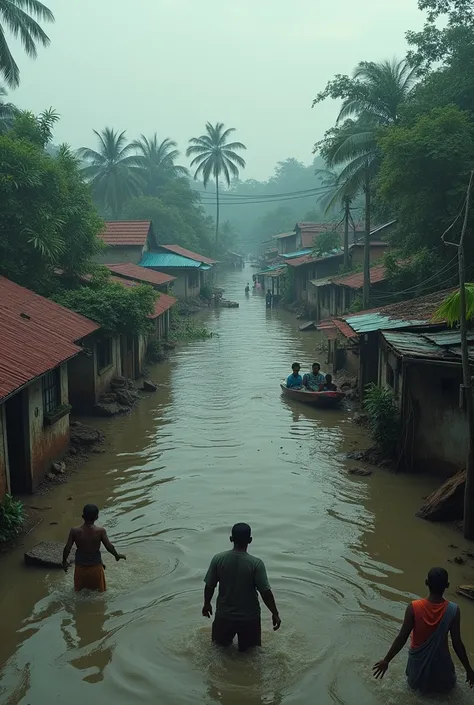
{"left": 78, "top": 128, "right": 144, "bottom": 219}
{"left": 0, "top": 84, "right": 17, "bottom": 132}
{"left": 131, "top": 134, "right": 189, "bottom": 195}
{"left": 187, "top": 122, "right": 246, "bottom": 244}
{"left": 0, "top": 0, "right": 54, "bottom": 88}
{"left": 317, "top": 59, "right": 418, "bottom": 306}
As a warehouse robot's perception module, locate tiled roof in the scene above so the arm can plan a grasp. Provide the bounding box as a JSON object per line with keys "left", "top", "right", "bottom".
{"left": 317, "top": 318, "right": 358, "bottom": 340}
{"left": 286, "top": 251, "right": 344, "bottom": 268}
{"left": 350, "top": 240, "right": 388, "bottom": 248}
{"left": 150, "top": 292, "right": 177, "bottom": 318}
{"left": 296, "top": 222, "right": 364, "bottom": 233}
{"left": 0, "top": 276, "right": 99, "bottom": 342}
{"left": 159, "top": 244, "right": 216, "bottom": 265}
{"left": 101, "top": 221, "right": 152, "bottom": 247}
{"left": 331, "top": 264, "right": 387, "bottom": 289}
{"left": 140, "top": 252, "right": 205, "bottom": 269}
{"left": 0, "top": 277, "right": 99, "bottom": 400}
{"left": 104, "top": 262, "right": 175, "bottom": 286}
{"left": 109, "top": 277, "right": 176, "bottom": 318}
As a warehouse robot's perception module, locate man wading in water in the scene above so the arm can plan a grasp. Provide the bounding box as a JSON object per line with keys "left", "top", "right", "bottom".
{"left": 202, "top": 523, "right": 281, "bottom": 651}
{"left": 373, "top": 567, "right": 474, "bottom": 694}
{"left": 62, "top": 504, "right": 126, "bottom": 592}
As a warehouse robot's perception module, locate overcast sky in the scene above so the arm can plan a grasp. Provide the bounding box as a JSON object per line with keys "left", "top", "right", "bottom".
{"left": 12, "top": 0, "right": 423, "bottom": 181}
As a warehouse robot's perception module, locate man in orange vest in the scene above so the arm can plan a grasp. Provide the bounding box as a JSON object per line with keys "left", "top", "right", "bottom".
{"left": 373, "top": 567, "right": 474, "bottom": 694}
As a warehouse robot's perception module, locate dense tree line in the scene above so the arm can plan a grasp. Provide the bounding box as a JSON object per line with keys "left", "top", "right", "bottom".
{"left": 313, "top": 0, "right": 474, "bottom": 302}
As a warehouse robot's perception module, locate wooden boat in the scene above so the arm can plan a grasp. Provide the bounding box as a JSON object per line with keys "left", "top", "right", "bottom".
{"left": 280, "top": 384, "right": 345, "bottom": 408}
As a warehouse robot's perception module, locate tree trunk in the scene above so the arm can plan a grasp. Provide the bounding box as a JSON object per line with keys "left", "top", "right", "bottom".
{"left": 343, "top": 198, "right": 350, "bottom": 270}
{"left": 363, "top": 166, "right": 371, "bottom": 309}
{"left": 215, "top": 173, "right": 220, "bottom": 246}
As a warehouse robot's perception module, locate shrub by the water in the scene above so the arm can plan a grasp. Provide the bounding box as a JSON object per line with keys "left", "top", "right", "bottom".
{"left": 0, "top": 495, "right": 25, "bottom": 543}
{"left": 364, "top": 383, "right": 399, "bottom": 458}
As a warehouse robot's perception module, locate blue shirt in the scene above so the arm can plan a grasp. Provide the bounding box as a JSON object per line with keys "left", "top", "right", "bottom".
{"left": 286, "top": 373, "right": 303, "bottom": 388}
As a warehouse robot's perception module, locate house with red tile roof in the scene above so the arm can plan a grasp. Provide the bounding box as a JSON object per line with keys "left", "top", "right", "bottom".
{"left": 96, "top": 221, "right": 157, "bottom": 265}
{"left": 103, "top": 262, "right": 175, "bottom": 291}
{"left": 309, "top": 264, "right": 389, "bottom": 321}
{"left": 0, "top": 276, "right": 102, "bottom": 496}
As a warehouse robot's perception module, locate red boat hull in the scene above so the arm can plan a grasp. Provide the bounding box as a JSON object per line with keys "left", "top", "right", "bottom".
{"left": 280, "top": 384, "right": 345, "bottom": 408}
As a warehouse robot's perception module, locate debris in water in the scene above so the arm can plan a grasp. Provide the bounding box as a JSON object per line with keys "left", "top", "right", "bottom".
{"left": 349, "top": 467, "right": 372, "bottom": 477}
{"left": 457, "top": 585, "right": 474, "bottom": 601}
{"left": 25, "top": 541, "right": 75, "bottom": 568}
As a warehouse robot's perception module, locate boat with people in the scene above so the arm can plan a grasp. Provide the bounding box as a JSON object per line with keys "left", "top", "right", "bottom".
{"left": 280, "top": 384, "right": 345, "bottom": 408}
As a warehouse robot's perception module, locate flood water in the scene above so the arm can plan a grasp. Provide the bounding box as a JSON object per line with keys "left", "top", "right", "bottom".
{"left": 1, "top": 268, "right": 474, "bottom": 705}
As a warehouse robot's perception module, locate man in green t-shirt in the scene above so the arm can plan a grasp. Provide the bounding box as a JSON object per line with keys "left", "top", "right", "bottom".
{"left": 202, "top": 523, "right": 281, "bottom": 651}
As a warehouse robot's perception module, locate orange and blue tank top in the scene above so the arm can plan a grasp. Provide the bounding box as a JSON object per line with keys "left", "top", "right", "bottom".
{"left": 411, "top": 598, "right": 450, "bottom": 648}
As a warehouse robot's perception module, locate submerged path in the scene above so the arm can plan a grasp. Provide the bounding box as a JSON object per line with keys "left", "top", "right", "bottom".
{"left": 1, "top": 268, "right": 474, "bottom": 705}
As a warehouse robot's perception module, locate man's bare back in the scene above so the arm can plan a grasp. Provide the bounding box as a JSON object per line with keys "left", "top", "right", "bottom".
{"left": 62, "top": 504, "right": 125, "bottom": 591}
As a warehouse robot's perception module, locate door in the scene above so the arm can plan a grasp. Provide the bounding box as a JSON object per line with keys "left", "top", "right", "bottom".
{"left": 5, "top": 390, "right": 30, "bottom": 494}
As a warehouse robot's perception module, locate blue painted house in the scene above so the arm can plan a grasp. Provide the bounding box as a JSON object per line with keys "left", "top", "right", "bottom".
{"left": 140, "top": 245, "right": 216, "bottom": 299}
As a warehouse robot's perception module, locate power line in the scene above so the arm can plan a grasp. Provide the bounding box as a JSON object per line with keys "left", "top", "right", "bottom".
{"left": 370, "top": 256, "right": 459, "bottom": 301}
{"left": 194, "top": 186, "right": 332, "bottom": 200}
{"left": 197, "top": 187, "right": 335, "bottom": 206}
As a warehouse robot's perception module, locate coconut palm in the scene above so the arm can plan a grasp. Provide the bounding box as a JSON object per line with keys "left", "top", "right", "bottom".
{"left": 0, "top": 0, "right": 54, "bottom": 88}
{"left": 186, "top": 122, "right": 246, "bottom": 244}
{"left": 130, "top": 134, "right": 188, "bottom": 196}
{"left": 78, "top": 128, "right": 144, "bottom": 219}
{"left": 318, "top": 59, "right": 418, "bottom": 305}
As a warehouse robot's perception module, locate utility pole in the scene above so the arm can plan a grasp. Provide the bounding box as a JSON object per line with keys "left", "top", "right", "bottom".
{"left": 343, "top": 197, "right": 350, "bottom": 270}
{"left": 363, "top": 164, "right": 371, "bottom": 309}
{"left": 442, "top": 171, "right": 474, "bottom": 540}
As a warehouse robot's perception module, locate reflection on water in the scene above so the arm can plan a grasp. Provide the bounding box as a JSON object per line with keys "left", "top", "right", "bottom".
{"left": 1, "top": 268, "right": 474, "bottom": 705}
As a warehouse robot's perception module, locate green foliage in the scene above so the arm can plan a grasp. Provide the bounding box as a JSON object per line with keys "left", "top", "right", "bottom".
{"left": 200, "top": 284, "right": 213, "bottom": 301}
{"left": 0, "top": 114, "right": 103, "bottom": 294}
{"left": 383, "top": 248, "right": 451, "bottom": 300}
{"left": 146, "top": 338, "right": 166, "bottom": 363}
{"left": 349, "top": 295, "right": 363, "bottom": 313}
{"left": 169, "top": 306, "right": 213, "bottom": 342}
{"left": 313, "top": 229, "right": 341, "bottom": 256}
{"left": 130, "top": 134, "right": 188, "bottom": 195}
{"left": 0, "top": 0, "right": 54, "bottom": 88}
{"left": 12, "top": 107, "right": 59, "bottom": 148}
{"left": 78, "top": 127, "right": 144, "bottom": 219}
{"left": 187, "top": 122, "right": 246, "bottom": 244}
{"left": 0, "top": 495, "right": 25, "bottom": 543}
{"left": 434, "top": 285, "right": 474, "bottom": 325}
{"left": 280, "top": 268, "right": 295, "bottom": 304}
{"left": 54, "top": 281, "right": 157, "bottom": 336}
{"left": 364, "top": 383, "right": 400, "bottom": 457}
{"left": 377, "top": 105, "right": 474, "bottom": 258}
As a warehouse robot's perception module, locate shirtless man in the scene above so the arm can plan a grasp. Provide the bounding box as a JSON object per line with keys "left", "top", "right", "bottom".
{"left": 62, "top": 504, "right": 126, "bottom": 592}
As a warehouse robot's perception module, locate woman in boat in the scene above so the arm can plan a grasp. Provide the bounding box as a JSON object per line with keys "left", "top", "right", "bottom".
{"left": 303, "top": 363, "right": 326, "bottom": 391}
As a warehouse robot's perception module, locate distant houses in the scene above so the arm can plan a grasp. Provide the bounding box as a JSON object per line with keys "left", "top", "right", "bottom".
{"left": 140, "top": 244, "right": 216, "bottom": 299}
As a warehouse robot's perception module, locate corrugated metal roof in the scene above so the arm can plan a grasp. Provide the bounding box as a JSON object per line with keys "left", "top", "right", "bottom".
{"left": 382, "top": 330, "right": 442, "bottom": 358}
{"left": 370, "top": 219, "right": 397, "bottom": 235}
{"left": 0, "top": 276, "right": 99, "bottom": 342}
{"left": 273, "top": 232, "right": 295, "bottom": 240}
{"left": 422, "top": 330, "right": 474, "bottom": 347}
{"left": 104, "top": 262, "right": 175, "bottom": 286}
{"left": 140, "top": 252, "right": 203, "bottom": 269}
{"left": 150, "top": 293, "right": 177, "bottom": 318}
{"left": 448, "top": 346, "right": 474, "bottom": 361}
{"left": 310, "top": 276, "right": 333, "bottom": 287}
{"left": 0, "top": 277, "right": 101, "bottom": 400}
{"left": 332, "top": 264, "right": 387, "bottom": 289}
{"left": 342, "top": 288, "right": 453, "bottom": 335}
{"left": 101, "top": 221, "right": 152, "bottom": 246}
{"left": 317, "top": 317, "right": 358, "bottom": 340}
{"left": 159, "top": 244, "right": 216, "bottom": 265}
{"left": 350, "top": 241, "right": 388, "bottom": 248}
{"left": 281, "top": 249, "right": 312, "bottom": 259}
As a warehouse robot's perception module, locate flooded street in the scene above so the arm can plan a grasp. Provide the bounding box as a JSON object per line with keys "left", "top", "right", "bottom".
{"left": 1, "top": 267, "right": 474, "bottom": 705}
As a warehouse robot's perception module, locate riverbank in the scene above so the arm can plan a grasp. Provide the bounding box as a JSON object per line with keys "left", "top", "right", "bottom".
{"left": 2, "top": 269, "right": 474, "bottom": 705}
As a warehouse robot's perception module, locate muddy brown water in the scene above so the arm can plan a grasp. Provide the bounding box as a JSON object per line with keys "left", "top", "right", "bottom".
{"left": 1, "top": 268, "right": 474, "bottom": 705}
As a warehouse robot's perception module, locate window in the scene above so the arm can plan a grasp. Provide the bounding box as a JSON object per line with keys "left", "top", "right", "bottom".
{"left": 97, "top": 338, "right": 113, "bottom": 371}
{"left": 42, "top": 369, "right": 61, "bottom": 414}
{"left": 386, "top": 363, "right": 395, "bottom": 388}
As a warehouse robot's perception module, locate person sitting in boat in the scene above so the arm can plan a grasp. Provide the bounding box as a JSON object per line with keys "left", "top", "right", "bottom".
{"left": 303, "top": 363, "right": 326, "bottom": 391}
{"left": 286, "top": 363, "right": 303, "bottom": 389}
{"left": 266, "top": 289, "right": 273, "bottom": 308}
{"left": 373, "top": 567, "right": 474, "bottom": 694}
{"left": 322, "top": 374, "right": 337, "bottom": 391}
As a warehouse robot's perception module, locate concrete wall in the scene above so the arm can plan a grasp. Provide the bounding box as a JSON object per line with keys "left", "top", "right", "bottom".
{"left": 403, "top": 362, "right": 467, "bottom": 475}
{"left": 95, "top": 245, "right": 144, "bottom": 265}
{"left": 0, "top": 405, "right": 8, "bottom": 499}
{"left": 351, "top": 245, "right": 387, "bottom": 266}
{"left": 28, "top": 364, "right": 70, "bottom": 491}
{"left": 69, "top": 334, "right": 121, "bottom": 413}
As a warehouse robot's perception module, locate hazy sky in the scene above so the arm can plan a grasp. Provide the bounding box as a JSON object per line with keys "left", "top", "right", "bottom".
{"left": 12, "top": 0, "right": 423, "bottom": 181}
